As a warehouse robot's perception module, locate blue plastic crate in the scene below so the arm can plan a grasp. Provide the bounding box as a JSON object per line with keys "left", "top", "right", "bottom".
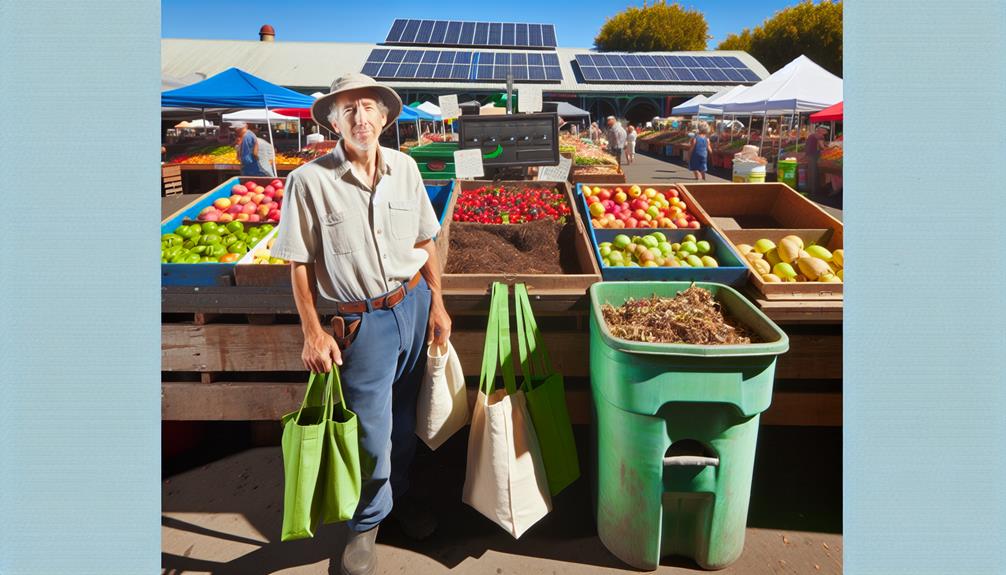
{"left": 423, "top": 180, "right": 454, "bottom": 229}
{"left": 587, "top": 227, "right": 749, "bottom": 285}
{"left": 161, "top": 176, "right": 282, "bottom": 287}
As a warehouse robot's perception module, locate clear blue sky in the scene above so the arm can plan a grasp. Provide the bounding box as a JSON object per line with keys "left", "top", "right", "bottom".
{"left": 162, "top": 0, "right": 797, "bottom": 49}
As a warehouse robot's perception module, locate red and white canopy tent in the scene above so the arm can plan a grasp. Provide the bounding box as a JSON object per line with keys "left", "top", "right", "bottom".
{"left": 810, "top": 101, "right": 843, "bottom": 123}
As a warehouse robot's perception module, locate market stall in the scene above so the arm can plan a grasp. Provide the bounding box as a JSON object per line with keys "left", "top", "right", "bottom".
{"left": 161, "top": 179, "right": 841, "bottom": 429}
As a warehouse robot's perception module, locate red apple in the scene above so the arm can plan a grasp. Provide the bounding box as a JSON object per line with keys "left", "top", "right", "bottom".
{"left": 257, "top": 204, "right": 271, "bottom": 217}
{"left": 688, "top": 221, "right": 701, "bottom": 229}
{"left": 274, "top": 188, "right": 284, "bottom": 199}
{"left": 213, "top": 198, "right": 232, "bottom": 210}
{"left": 236, "top": 213, "right": 250, "bottom": 222}
{"left": 666, "top": 188, "right": 679, "bottom": 199}
{"left": 613, "top": 191, "right": 627, "bottom": 204}
{"left": 267, "top": 208, "right": 281, "bottom": 221}
{"left": 218, "top": 213, "right": 234, "bottom": 223}
{"left": 598, "top": 190, "right": 611, "bottom": 201}
{"left": 586, "top": 195, "right": 600, "bottom": 205}
{"left": 238, "top": 195, "right": 252, "bottom": 205}
{"left": 253, "top": 193, "right": 265, "bottom": 205}
{"left": 227, "top": 204, "right": 243, "bottom": 215}
{"left": 264, "top": 190, "right": 276, "bottom": 199}
{"left": 241, "top": 203, "right": 257, "bottom": 215}
{"left": 675, "top": 217, "right": 689, "bottom": 228}
{"left": 231, "top": 184, "right": 248, "bottom": 195}
{"left": 632, "top": 208, "right": 647, "bottom": 220}
{"left": 199, "top": 206, "right": 215, "bottom": 216}
{"left": 626, "top": 217, "right": 638, "bottom": 228}
{"left": 264, "top": 185, "right": 275, "bottom": 195}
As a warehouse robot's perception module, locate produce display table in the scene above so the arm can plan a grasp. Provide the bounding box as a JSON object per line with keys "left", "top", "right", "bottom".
{"left": 161, "top": 182, "right": 842, "bottom": 429}
{"left": 177, "top": 163, "right": 302, "bottom": 196}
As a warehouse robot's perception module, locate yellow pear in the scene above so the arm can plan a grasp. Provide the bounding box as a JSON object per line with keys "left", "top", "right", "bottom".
{"left": 777, "top": 237, "right": 802, "bottom": 263}
{"left": 780, "top": 234, "right": 804, "bottom": 250}
{"left": 832, "top": 249, "right": 844, "bottom": 268}
{"left": 751, "top": 258, "right": 771, "bottom": 275}
{"left": 736, "top": 243, "right": 754, "bottom": 256}
{"left": 762, "top": 273, "right": 782, "bottom": 283}
{"left": 765, "top": 248, "right": 782, "bottom": 267}
{"left": 797, "top": 256, "right": 831, "bottom": 281}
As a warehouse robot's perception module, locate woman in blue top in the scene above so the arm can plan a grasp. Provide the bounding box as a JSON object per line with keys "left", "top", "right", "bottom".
{"left": 687, "top": 123, "right": 710, "bottom": 181}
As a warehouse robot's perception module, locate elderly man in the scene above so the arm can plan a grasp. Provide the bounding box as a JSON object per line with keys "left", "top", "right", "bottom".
{"left": 605, "top": 115, "right": 627, "bottom": 166}
{"left": 271, "top": 73, "right": 451, "bottom": 575}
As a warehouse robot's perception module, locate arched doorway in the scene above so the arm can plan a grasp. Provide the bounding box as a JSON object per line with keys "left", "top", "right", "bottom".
{"left": 624, "top": 98, "right": 661, "bottom": 127}
{"left": 587, "top": 99, "right": 617, "bottom": 123}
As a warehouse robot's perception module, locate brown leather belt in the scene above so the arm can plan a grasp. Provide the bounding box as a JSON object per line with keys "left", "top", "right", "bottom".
{"left": 336, "top": 272, "right": 422, "bottom": 315}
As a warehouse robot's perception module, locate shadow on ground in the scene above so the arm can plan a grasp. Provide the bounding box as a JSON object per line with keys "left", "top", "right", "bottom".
{"left": 162, "top": 424, "right": 840, "bottom": 573}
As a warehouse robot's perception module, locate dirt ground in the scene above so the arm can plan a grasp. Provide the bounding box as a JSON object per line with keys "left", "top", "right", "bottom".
{"left": 162, "top": 426, "right": 842, "bottom": 574}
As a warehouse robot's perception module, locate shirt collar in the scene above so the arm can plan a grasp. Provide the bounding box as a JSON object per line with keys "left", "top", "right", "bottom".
{"left": 330, "top": 139, "right": 392, "bottom": 182}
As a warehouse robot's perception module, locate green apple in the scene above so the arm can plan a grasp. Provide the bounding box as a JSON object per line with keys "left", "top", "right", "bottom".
{"left": 199, "top": 256, "right": 216, "bottom": 262}
{"left": 701, "top": 256, "right": 718, "bottom": 268}
{"left": 191, "top": 245, "right": 208, "bottom": 255}
{"left": 658, "top": 241, "right": 673, "bottom": 256}
{"left": 205, "top": 244, "right": 226, "bottom": 258}
{"left": 681, "top": 241, "right": 698, "bottom": 254}
{"left": 599, "top": 245, "right": 612, "bottom": 258}
{"left": 183, "top": 253, "right": 201, "bottom": 264}
{"left": 682, "top": 233, "right": 697, "bottom": 244}
{"left": 161, "top": 233, "right": 184, "bottom": 247}
{"left": 222, "top": 235, "right": 240, "bottom": 247}
{"left": 651, "top": 232, "right": 667, "bottom": 243}
{"left": 686, "top": 255, "right": 704, "bottom": 268}
{"left": 695, "top": 240, "right": 711, "bottom": 255}
{"left": 227, "top": 241, "right": 248, "bottom": 254}
{"left": 613, "top": 234, "right": 631, "bottom": 249}
{"left": 259, "top": 224, "right": 275, "bottom": 234}
{"left": 200, "top": 222, "right": 220, "bottom": 235}
{"left": 173, "top": 224, "right": 197, "bottom": 239}
{"left": 641, "top": 235, "right": 659, "bottom": 249}
{"left": 226, "top": 221, "right": 245, "bottom": 234}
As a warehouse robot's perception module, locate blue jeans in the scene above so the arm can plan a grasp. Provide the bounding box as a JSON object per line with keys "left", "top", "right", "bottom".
{"left": 336, "top": 277, "right": 431, "bottom": 532}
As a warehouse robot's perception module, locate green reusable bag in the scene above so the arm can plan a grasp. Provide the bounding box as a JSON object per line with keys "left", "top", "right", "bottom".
{"left": 320, "top": 367, "right": 362, "bottom": 524}
{"left": 280, "top": 371, "right": 333, "bottom": 541}
{"left": 514, "top": 283, "right": 580, "bottom": 496}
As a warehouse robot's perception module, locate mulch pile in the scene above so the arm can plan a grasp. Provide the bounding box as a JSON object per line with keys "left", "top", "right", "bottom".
{"left": 602, "top": 285, "right": 761, "bottom": 345}
{"left": 445, "top": 219, "right": 580, "bottom": 274}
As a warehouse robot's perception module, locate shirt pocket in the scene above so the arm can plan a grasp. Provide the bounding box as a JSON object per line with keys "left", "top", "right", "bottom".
{"left": 321, "top": 210, "right": 359, "bottom": 255}
{"left": 388, "top": 200, "right": 419, "bottom": 241}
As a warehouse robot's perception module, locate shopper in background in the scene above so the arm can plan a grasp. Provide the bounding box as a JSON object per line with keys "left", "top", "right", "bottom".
{"left": 625, "top": 124, "right": 638, "bottom": 165}
{"left": 687, "top": 122, "right": 710, "bottom": 180}
{"left": 230, "top": 121, "right": 269, "bottom": 176}
{"left": 605, "top": 116, "right": 627, "bottom": 167}
{"left": 255, "top": 134, "right": 276, "bottom": 177}
{"left": 589, "top": 121, "right": 602, "bottom": 144}
{"left": 805, "top": 124, "right": 829, "bottom": 195}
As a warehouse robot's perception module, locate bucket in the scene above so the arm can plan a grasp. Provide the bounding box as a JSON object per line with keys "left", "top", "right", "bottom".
{"left": 778, "top": 159, "right": 798, "bottom": 188}
{"left": 732, "top": 160, "right": 766, "bottom": 183}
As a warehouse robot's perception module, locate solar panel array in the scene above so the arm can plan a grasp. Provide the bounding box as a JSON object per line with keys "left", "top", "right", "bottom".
{"left": 362, "top": 49, "right": 563, "bottom": 82}
{"left": 385, "top": 20, "right": 557, "bottom": 49}
{"left": 574, "top": 53, "right": 761, "bottom": 83}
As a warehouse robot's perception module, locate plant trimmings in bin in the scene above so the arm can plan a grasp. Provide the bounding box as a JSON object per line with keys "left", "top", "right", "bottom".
{"left": 601, "top": 285, "right": 761, "bottom": 345}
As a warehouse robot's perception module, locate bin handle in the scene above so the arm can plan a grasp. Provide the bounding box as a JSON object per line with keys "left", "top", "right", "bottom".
{"left": 663, "top": 455, "right": 719, "bottom": 467}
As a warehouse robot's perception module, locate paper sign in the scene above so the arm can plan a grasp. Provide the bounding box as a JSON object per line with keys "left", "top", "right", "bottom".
{"left": 438, "top": 94, "right": 460, "bottom": 119}
{"left": 453, "top": 148, "right": 484, "bottom": 179}
{"left": 518, "top": 86, "right": 542, "bottom": 113}
{"left": 536, "top": 156, "right": 571, "bottom": 182}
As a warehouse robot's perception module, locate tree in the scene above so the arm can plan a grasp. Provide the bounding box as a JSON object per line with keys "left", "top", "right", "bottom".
{"left": 595, "top": 1, "right": 710, "bottom": 52}
{"left": 717, "top": 0, "right": 842, "bottom": 76}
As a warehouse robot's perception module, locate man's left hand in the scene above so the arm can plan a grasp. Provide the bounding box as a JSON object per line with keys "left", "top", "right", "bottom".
{"left": 427, "top": 296, "right": 452, "bottom": 347}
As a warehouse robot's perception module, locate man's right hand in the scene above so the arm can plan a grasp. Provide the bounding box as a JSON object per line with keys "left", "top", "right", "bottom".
{"left": 302, "top": 330, "right": 342, "bottom": 373}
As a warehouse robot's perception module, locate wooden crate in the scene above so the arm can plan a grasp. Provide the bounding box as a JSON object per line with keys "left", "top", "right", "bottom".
{"left": 725, "top": 228, "right": 843, "bottom": 300}
{"left": 162, "top": 164, "right": 183, "bottom": 197}
{"left": 435, "top": 180, "right": 601, "bottom": 295}
{"left": 679, "top": 182, "right": 844, "bottom": 231}
{"left": 568, "top": 166, "right": 626, "bottom": 185}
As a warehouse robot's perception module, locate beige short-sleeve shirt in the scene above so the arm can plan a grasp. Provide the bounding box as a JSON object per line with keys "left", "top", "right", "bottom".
{"left": 271, "top": 142, "right": 440, "bottom": 303}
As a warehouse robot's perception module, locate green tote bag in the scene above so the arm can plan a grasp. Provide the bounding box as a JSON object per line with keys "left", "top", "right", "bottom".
{"left": 320, "top": 367, "right": 362, "bottom": 524}
{"left": 514, "top": 283, "right": 580, "bottom": 496}
{"left": 280, "top": 370, "right": 333, "bottom": 541}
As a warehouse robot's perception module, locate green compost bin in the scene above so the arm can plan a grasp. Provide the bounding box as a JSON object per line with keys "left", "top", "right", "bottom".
{"left": 588, "top": 282, "right": 789, "bottom": 570}
{"left": 408, "top": 142, "right": 458, "bottom": 179}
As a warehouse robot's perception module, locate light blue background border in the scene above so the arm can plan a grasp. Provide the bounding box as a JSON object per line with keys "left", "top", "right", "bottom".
{"left": 0, "top": 1, "right": 161, "bottom": 573}
{"left": 1, "top": 1, "right": 1005, "bottom": 573}
{"left": 844, "top": 1, "right": 1005, "bottom": 573}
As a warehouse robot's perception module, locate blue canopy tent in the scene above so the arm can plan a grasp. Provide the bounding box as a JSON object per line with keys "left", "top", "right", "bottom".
{"left": 396, "top": 105, "right": 439, "bottom": 149}
{"left": 162, "top": 68, "right": 316, "bottom": 175}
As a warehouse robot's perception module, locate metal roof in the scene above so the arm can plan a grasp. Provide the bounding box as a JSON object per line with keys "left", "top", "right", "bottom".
{"left": 162, "top": 39, "right": 770, "bottom": 97}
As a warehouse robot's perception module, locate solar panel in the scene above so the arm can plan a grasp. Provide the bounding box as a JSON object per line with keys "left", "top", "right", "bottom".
{"left": 570, "top": 52, "right": 762, "bottom": 84}
{"left": 488, "top": 23, "right": 502, "bottom": 45}
{"left": 542, "top": 25, "right": 556, "bottom": 47}
{"left": 459, "top": 22, "right": 476, "bottom": 44}
{"left": 529, "top": 24, "right": 542, "bottom": 46}
{"left": 416, "top": 20, "right": 434, "bottom": 44}
{"left": 430, "top": 21, "right": 448, "bottom": 44}
{"left": 691, "top": 68, "right": 712, "bottom": 82}
{"left": 446, "top": 21, "right": 462, "bottom": 44}
{"left": 724, "top": 56, "right": 745, "bottom": 67}
{"left": 706, "top": 68, "right": 729, "bottom": 82}
{"left": 364, "top": 48, "right": 563, "bottom": 82}
{"left": 474, "top": 22, "right": 489, "bottom": 45}
{"left": 723, "top": 69, "right": 745, "bottom": 82}
{"left": 515, "top": 23, "right": 528, "bottom": 46}
{"left": 502, "top": 23, "right": 515, "bottom": 45}
{"left": 386, "top": 19, "right": 407, "bottom": 43}
{"left": 401, "top": 20, "right": 420, "bottom": 43}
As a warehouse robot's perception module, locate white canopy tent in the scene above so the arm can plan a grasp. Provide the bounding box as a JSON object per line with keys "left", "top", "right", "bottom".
{"left": 416, "top": 101, "right": 442, "bottom": 118}
{"left": 722, "top": 55, "right": 842, "bottom": 114}
{"left": 697, "top": 85, "right": 750, "bottom": 116}
{"left": 671, "top": 94, "right": 708, "bottom": 116}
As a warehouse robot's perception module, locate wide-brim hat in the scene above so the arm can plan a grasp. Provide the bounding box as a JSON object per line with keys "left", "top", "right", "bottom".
{"left": 311, "top": 73, "right": 403, "bottom": 133}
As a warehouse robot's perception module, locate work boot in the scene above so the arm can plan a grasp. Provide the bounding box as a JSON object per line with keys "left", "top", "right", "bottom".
{"left": 340, "top": 525, "right": 378, "bottom": 575}
{"left": 389, "top": 495, "right": 438, "bottom": 541}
